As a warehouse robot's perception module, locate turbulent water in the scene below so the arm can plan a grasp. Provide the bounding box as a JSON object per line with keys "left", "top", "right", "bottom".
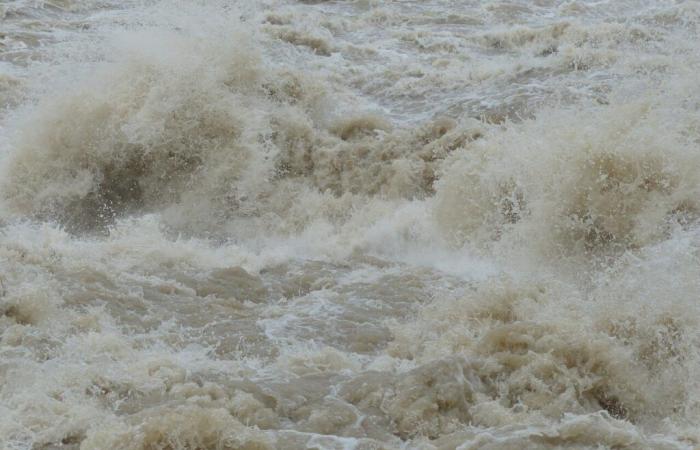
{"left": 2, "top": 0, "right": 700, "bottom": 448}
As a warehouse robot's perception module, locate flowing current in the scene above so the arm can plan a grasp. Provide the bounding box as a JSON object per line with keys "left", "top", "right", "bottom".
{"left": 2, "top": 0, "right": 700, "bottom": 448}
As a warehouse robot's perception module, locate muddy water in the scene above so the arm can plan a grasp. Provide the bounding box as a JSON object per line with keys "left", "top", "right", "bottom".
{"left": 1, "top": 1, "right": 700, "bottom": 449}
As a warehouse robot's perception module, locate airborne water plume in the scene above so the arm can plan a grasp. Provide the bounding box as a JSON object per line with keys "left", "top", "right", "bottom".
{"left": 1, "top": 1, "right": 700, "bottom": 449}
